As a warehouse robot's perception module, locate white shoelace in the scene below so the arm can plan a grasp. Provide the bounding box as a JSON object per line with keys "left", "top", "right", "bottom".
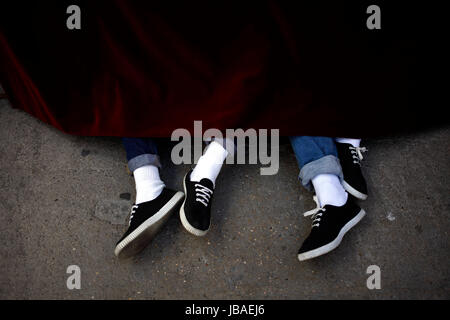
{"left": 303, "top": 196, "right": 326, "bottom": 228}
{"left": 349, "top": 146, "right": 368, "bottom": 165}
{"left": 195, "top": 184, "right": 213, "bottom": 207}
{"left": 129, "top": 204, "right": 138, "bottom": 226}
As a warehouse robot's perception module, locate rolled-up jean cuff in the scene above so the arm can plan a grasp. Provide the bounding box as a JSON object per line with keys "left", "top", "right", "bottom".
{"left": 127, "top": 154, "right": 162, "bottom": 172}
{"left": 299, "top": 155, "right": 343, "bottom": 191}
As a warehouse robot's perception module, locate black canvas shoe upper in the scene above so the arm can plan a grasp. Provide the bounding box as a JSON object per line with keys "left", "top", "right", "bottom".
{"left": 336, "top": 142, "right": 368, "bottom": 198}
{"left": 298, "top": 196, "right": 363, "bottom": 256}
{"left": 116, "top": 188, "right": 178, "bottom": 245}
{"left": 183, "top": 170, "right": 214, "bottom": 232}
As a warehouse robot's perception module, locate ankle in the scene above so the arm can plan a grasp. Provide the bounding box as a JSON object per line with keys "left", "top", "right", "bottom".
{"left": 190, "top": 141, "right": 228, "bottom": 186}
{"left": 336, "top": 138, "right": 361, "bottom": 148}
{"left": 312, "top": 174, "right": 348, "bottom": 207}
{"left": 133, "top": 165, "right": 165, "bottom": 204}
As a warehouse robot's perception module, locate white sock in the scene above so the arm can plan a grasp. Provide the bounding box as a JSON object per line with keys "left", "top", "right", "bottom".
{"left": 312, "top": 174, "right": 348, "bottom": 207}
{"left": 133, "top": 165, "right": 165, "bottom": 204}
{"left": 336, "top": 138, "right": 361, "bottom": 148}
{"left": 190, "top": 140, "right": 229, "bottom": 187}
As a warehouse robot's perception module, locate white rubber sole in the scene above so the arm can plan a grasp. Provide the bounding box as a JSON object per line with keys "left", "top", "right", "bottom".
{"left": 114, "top": 191, "right": 184, "bottom": 259}
{"left": 298, "top": 208, "right": 366, "bottom": 261}
{"left": 342, "top": 180, "right": 368, "bottom": 200}
{"left": 179, "top": 173, "right": 209, "bottom": 237}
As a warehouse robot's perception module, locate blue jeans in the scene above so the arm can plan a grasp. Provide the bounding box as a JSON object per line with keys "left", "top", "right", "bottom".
{"left": 289, "top": 136, "right": 343, "bottom": 190}
{"left": 122, "top": 137, "right": 233, "bottom": 172}
{"left": 122, "top": 137, "right": 161, "bottom": 172}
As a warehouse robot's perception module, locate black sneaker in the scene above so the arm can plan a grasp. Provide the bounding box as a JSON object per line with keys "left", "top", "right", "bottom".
{"left": 114, "top": 188, "right": 184, "bottom": 259}
{"left": 298, "top": 196, "right": 366, "bottom": 261}
{"left": 336, "top": 142, "right": 368, "bottom": 200}
{"left": 180, "top": 169, "right": 214, "bottom": 236}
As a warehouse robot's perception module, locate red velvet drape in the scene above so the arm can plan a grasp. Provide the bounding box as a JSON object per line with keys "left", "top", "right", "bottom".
{"left": 0, "top": 1, "right": 440, "bottom": 137}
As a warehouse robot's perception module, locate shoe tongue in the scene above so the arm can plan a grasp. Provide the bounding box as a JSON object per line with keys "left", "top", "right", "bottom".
{"left": 198, "top": 178, "right": 214, "bottom": 189}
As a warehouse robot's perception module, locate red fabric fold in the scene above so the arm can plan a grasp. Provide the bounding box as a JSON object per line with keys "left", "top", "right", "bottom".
{"left": 0, "top": 1, "right": 440, "bottom": 137}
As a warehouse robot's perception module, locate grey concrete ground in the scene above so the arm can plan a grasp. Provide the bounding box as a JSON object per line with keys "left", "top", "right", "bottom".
{"left": 0, "top": 98, "right": 449, "bottom": 300}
